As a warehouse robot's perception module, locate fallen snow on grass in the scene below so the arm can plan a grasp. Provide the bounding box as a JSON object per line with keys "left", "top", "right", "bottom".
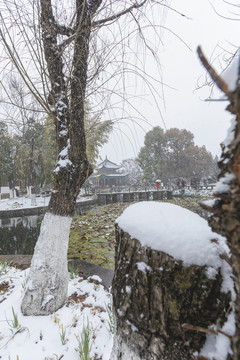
{"left": 0, "top": 195, "right": 93, "bottom": 211}
{"left": 0, "top": 265, "right": 113, "bottom": 360}
{"left": 0, "top": 196, "right": 50, "bottom": 211}
{"left": 172, "top": 187, "right": 214, "bottom": 197}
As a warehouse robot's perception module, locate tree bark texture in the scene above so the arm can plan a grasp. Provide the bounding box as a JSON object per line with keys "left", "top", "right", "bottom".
{"left": 21, "top": 0, "right": 105, "bottom": 316}
{"left": 201, "top": 87, "right": 240, "bottom": 359}
{"left": 40, "top": 0, "right": 98, "bottom": 216}
{"left": 111, "top": 225, "right": 232, "bottom": 360}
{"left": 21, "top": 0, "right": 153, "bottom": 316}
{"left": 197, "top": 47, "right": 240, "bottom": 359}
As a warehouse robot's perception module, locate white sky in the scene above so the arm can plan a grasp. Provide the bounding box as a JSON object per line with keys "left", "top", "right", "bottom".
{"left": 99, "top": 0, "right": 239, "bottom": 164}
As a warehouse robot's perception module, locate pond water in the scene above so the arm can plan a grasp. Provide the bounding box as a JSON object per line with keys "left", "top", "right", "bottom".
{"left": 0, "top": 215, "right": 42, "bottom": 255}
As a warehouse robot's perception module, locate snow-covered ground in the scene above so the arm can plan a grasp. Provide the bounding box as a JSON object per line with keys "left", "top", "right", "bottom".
{"left": 0, "top": 188, "right": 214, "bottom": 212}
{"left": 0, "top": 196, "right": 50, "bottom": 211}
{"left": 172, "top": 187, "right": 214, "bottom": 198}
{"left": 0, "top": 265, "right": 113, "bottom": 360}
{"left": 0, "top": 195, "right": 93, "bottom": 212}
{"left": 0, "top": 196, "right": 236, "bottom": 359}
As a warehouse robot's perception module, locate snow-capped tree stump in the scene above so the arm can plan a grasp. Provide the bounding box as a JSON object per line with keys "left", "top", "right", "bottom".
{"left": 111, "top": 202, "right": 233, "bottom": 360}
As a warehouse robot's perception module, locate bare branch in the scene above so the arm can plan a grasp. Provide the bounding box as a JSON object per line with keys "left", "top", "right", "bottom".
{"left": 182, "top": 323, "right": 233, "bottom": 341}
{"left": 92, "top": 0, "right": 147, "bottom": 27}
{"left": 210, "top": 1, "right": 240, "bottom": 21}
{"left": 58, "top": 34, "right": 76, "bottom": 51}
{"left": 197, "top": 46, "right": 230, "bottom": 96}
{"left": 160, "top": 2, "right": 192, "bottom": 20}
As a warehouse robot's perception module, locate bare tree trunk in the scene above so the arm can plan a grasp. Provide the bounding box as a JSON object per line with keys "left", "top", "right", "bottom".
{"left": 111, "top": 224, "right": 232, "bottom": 360}
{"left": 41, "top": 0, "right": 92, "bottom": 216}
{"left": 21, "top": 0, "right": 94, "bottom": 315}
{"left": 10, "top": 0, "right": 158, "bottom": 316}
{"left": 198, "top": 46, "right": 240, "bottom": 359}
{"left": 202, "top": 102, "right": 240, "bottom": 358}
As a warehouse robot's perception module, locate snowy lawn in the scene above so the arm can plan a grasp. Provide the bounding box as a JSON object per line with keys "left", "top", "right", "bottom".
{"left": 0, "top": 196, "right": 50, "bottom": 211}
{"left": 0, "top": 197, "right": 236, "bottom": 359}
{"left": 0, "top": 194, "right": 93, "bottom": 211}
{"left": 0, "top": 264, "right": 113, "bottom": 360}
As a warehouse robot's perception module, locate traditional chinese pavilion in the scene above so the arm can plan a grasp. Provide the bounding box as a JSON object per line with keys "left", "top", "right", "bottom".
{"left": 90, "top": 156, "right": 128, "bottom": 189}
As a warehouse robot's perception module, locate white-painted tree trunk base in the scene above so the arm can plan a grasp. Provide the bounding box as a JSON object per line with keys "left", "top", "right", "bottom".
{"left": 21, "top": 212, "right": 72, "bottom": 316}
{"left": 26, "top": 186, "right": 32, "bottom": 197}
{"left": 31, "top": 194, "right": 37, "bottom": 206}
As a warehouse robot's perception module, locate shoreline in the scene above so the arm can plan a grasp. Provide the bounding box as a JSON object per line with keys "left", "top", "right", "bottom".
{"left": 0, "top": 198, "right": 97, "bottom": 218}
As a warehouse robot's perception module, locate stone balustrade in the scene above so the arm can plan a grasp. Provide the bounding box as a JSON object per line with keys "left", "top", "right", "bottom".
{"left": 97, "top": 190, "right": 172, "bottom": 206}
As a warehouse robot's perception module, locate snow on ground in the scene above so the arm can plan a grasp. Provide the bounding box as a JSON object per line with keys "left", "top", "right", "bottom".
{"left": 0, "top": 196, "right": 50, "bottom": 211}
{"left": 0, "top": 194, "right": 236, "bottom": 359}
{"left": 0, "top": 188, "right": 213, "bottom": 212}
{"left": 0, "top": 265, "right": 113, "bottom": 360}
{"left": 0, "top": 195, "right": 93, "bottom": 211}
{"left": 172, "top": 187, "right": 214, "bottom": 197}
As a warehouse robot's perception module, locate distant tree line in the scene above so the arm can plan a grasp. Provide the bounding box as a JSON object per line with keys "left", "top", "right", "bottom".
{"left": 0, "top": 113, "right": 112, "bottom": 192}
{"left": 1, "top": 120, "right": 218, "bottom": 191}
{"left": 122, "top": 126, "right": 219, "bottom": 186}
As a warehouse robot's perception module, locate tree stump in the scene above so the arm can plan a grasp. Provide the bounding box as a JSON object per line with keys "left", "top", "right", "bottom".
{"left": 111, "top": 202, "right": 233, "bottom": 360}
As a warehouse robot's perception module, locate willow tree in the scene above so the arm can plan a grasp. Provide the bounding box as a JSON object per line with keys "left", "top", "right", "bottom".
{"left": 0, "top": 0, "right": 168, "bottom": 315}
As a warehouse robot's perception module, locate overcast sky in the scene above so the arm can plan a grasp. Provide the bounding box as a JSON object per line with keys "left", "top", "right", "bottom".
{"left": 99, "top": 0, "right": 239, "bottom": 164}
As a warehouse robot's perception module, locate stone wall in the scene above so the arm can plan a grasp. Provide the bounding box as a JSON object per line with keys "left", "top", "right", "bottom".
{"left": 97, "top": 190, "right": 172, "bottom": 206}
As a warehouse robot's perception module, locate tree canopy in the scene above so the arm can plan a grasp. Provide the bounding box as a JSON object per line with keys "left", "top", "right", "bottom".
{"left": 121, "top": 158, "right": 143, "bottom": 186}
{"left": 0, "top": 110, "right": 112, "bottom": 190}
{"left": 137, "top": 126, "right": 218, "bottom": 184}
{"left": 0, "top": 122, "right": 15, "bottom": 188}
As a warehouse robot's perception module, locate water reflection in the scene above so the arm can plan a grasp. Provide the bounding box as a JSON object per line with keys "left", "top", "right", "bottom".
{"left": 0, "top": 215, "right": 42, "bottom": 255}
